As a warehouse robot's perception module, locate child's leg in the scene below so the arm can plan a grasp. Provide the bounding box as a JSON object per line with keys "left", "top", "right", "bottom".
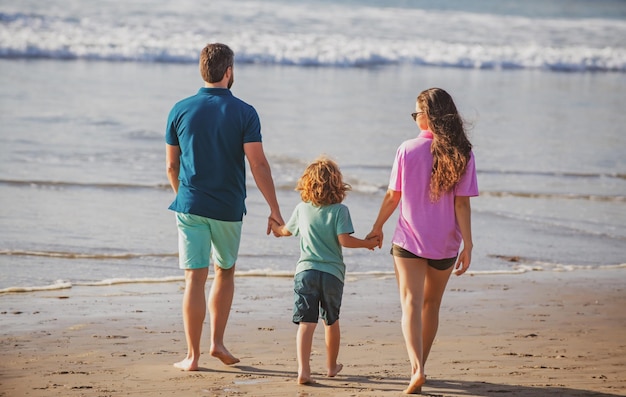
{"left": 324, "top": 320, "right": 343, "bottom": 377}
{"left": 297, "top": 322, "right": 317, "bottom": 384}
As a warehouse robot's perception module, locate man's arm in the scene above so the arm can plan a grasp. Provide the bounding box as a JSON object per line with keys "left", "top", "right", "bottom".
{"left": 243, "top": 142, "right": 284, "bottom": 234}
{"left": 166, "top": 144, "right": 181, "bottom": 194}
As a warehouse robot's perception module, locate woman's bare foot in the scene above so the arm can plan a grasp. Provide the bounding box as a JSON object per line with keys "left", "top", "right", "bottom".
{"left": 173, "top": 358, "right": 198, "bottom": 371}
{"left": 403, "top": 373, "right": 425, "bottom": 394}
{"left": 210, "top": 345, "right": 240, "bottom": 365}
{"left": 327, "top": 363, "right": 343, "bottom": 377}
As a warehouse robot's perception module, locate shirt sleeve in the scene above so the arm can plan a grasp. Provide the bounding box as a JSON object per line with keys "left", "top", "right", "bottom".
{"left": 454, "top": 151, "right": 479, "bottom": 197}
{"left": 388, "top": 144, "right": 404, "bottom": 192}
{"left": 335, "top": 205, "right": 355, "bottom": 236}
{"left": 242, "top": 106, "right": 262, "bottom": 144}
{"left": 285, "top": 205, "right": 300, "bottom": 236}
{"left": 165, "top": 107, "right": 179, "bottom": 146}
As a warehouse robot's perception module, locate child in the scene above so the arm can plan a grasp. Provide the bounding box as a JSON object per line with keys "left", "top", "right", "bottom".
{"left": 270, "top": 156, "right": 379, "bottom": 385}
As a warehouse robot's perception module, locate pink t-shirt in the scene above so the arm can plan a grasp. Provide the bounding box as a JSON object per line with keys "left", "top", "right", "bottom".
{"left": 389, "top": 130, "right": 478, "bottom": 259}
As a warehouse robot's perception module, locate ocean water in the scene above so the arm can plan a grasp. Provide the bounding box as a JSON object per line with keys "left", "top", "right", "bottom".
{"left": 1, "top": 0, "right": 625, "bottom": 292}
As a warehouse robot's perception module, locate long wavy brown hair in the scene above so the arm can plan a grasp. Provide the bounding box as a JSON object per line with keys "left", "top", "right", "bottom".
{"left": 418, "top": 88, "right": 472, "bottom": 201}
{"left": 296, "top": 156, "right": 351, "bottom": 206}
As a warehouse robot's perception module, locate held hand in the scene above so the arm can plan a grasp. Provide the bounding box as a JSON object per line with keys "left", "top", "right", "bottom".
{"left": 267, "top": 217, "right": 277, "bottom": 236}
{"left": 266, "top": 213, "right": 284, "bottom": 236}
{"left": 366, "top": 228, "right": 384, "bottom": 249}
{"left": 268, "top": 218, "right": 284, "bottom": 237}
{"left": 453, "top": 248, "right": 471, "bottom": 276}
{"left": 364, "top": 236, "right": 381, "bottom": 251}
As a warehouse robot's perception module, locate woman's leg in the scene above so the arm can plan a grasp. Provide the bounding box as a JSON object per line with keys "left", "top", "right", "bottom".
{"left": 394, "top": 256, "right": 428, "bottom": 394}
{"left": 422, "top": 265, "right": 454, "bottom": 368}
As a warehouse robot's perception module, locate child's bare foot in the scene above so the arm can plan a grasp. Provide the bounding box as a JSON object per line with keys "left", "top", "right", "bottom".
{"left": 403, "top": 373, "right": 425, "bottom": 394}
{"left": 297, "top": 374, "right": 315, "bottom": 385}
{"left": 327, "top": 363, "right": 343, "bottom": 377}
{"left": 297, "top": 364, "right": 313, "bottom": 385}
{"left": 173, "top": 358, "right": 198, "bottom": 371}
{"left": 210, "top": 346, "right": 240, "bottom": 365}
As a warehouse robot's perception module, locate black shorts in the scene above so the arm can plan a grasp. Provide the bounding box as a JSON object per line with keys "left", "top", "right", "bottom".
{"left": 293, "top": 270, "right": 344, "bottom": 326}
{"left": 391, "top": 244, "right": 457, "bottom": 271}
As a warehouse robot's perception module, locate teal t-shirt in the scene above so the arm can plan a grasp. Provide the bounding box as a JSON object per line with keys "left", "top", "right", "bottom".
{"left": 285, "top": 202, "right": 355, "bottom": 283}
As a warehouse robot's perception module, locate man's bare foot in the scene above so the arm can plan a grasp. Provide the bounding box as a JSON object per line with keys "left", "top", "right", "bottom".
{"left": 210, "top": 346, "right": 240, "bottom": 365}
{"left": 173, "top": 358, "right": 198, "bottom": 371}
{"left": 327, "top": 363, "right": 343, "bottom": 377}
{"left": 403, "top": 373, "right": 425, "bottom": 394}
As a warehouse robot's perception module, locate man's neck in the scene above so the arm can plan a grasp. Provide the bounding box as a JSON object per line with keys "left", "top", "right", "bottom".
{"left": 204, "top": 82, "right": 228, "bottom": 89}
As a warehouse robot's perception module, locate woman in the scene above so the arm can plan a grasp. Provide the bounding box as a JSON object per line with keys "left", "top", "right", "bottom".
{"left": 367, "top": 88, "right": 478, "bottom": 394}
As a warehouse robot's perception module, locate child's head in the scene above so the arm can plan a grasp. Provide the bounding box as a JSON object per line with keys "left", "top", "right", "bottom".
{"left": 296, "top": 156, "right": 351, "bottom": 206}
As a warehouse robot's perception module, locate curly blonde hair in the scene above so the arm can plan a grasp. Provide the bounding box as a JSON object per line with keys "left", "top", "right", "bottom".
{"left": 418, "top": 88, "right": 472, "bottom": 201}
{"left": 296, "top": 156, "right": 351, "bottom": 206}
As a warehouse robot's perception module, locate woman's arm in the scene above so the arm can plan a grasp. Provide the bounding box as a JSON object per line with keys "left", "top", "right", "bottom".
{"left": 453, "top": 195, "right": 473, "bottom": 275}
{"left": 366, "top": 189, "right": 402, "bottom": 248}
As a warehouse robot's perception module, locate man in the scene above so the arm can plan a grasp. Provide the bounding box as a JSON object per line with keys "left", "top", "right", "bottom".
{"left": 165, "top": 43, "right": 283, "bottom": 371}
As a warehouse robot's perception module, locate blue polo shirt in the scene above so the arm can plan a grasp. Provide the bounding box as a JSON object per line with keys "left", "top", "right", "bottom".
{"left": 165, "top": 87, "right": 262, "bottom": 221}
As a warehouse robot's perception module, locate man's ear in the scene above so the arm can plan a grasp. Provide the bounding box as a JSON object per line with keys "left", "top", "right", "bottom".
{"left": 224, "top": 66, "right": 233, "bottom": 80}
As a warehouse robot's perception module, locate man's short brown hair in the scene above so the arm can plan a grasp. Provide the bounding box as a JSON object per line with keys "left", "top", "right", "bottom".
{"left": 199, "top": 43, "right": 234, "bottom": 83}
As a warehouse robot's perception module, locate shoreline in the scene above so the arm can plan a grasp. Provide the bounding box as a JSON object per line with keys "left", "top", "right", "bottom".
{"left": 2, "top": 263, "right": 625, "bottom": 295}
{"left": 1, "top": 269, "right": 625, "bottom": 396}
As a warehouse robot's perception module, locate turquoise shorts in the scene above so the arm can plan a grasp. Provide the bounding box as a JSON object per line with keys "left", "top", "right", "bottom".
{"left": 175, "top": 212, "right": 242, "bottom": 270}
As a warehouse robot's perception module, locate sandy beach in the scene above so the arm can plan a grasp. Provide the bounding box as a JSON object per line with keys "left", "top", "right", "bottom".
{"left": 1, "top": 269, "right": 624, "bottom": 397}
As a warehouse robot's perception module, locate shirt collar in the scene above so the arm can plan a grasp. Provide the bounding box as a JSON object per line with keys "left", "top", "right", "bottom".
{"left": 198, "top": 87, "right": 232, "bottom": 95}
{"left": 420, "top": 130, "right": 434, "bottom": 139}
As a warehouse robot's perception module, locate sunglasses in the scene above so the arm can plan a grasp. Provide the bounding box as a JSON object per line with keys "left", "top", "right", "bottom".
{"left": 411, "top": 111, "right": 424, "bottom": 121}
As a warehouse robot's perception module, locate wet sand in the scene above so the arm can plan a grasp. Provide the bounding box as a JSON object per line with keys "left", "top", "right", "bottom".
{"left": 1, "top": 269, "right": 624, "bottom": 396}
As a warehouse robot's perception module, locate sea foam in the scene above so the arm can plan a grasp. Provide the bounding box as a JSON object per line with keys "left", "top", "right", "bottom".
{"left": 1, "top": 4, "right": 625, "bottom": 72}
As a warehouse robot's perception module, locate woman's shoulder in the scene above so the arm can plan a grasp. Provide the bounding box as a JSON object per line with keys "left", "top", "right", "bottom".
{"left": 397, "top": 136, "right": 432, "bottom": 155}
{"left": 403, "top": 135, "right": 431, "bottom": 146}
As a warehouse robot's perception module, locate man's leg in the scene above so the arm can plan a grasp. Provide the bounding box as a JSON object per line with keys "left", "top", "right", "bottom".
{"left": 208, "top": 264, "right": 240, "bottom": 365}
{"left": 174, "top": 267, "right": 209, "bottom": 371}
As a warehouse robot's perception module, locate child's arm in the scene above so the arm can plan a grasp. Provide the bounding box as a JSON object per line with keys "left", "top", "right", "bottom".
{"left": 338, "top": 233, "right": 379, "bottom": 250}
{"left": 270, "top": 219, "right": 292, "bottom": 237}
